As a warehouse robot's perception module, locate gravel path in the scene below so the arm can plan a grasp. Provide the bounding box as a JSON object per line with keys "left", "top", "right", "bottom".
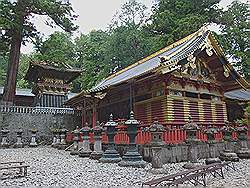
{"left": 0, "top": 146, "right": 249, "bottom": 187}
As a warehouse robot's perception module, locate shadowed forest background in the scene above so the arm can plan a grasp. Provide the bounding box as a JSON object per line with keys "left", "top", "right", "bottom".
{"left": 0, "top": 0, "right": 249, "bottom": 92}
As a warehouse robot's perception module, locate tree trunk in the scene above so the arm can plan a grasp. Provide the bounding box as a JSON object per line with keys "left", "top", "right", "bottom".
{"left": 2, "top": 0, "right": 25, "bottom": 105}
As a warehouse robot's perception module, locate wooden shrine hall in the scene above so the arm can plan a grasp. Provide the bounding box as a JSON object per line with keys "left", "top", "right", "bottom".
{"left": 65, "top": 27, "right": 250, "bottom": 127}
{"left": 25, "top": 61, "right": 82, "bottom": 107}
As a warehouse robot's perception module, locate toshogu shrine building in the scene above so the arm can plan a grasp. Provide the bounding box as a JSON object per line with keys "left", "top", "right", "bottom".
{"left": 25, "top": 61, "right": 82, "bottom": 107}
{"left": 64, "top": 27, "right": 250, "bottom": 127}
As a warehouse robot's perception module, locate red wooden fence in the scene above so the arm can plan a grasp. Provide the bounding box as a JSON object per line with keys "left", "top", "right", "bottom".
{"left": 65, "top": 128, "right": 248, "bottom": 144}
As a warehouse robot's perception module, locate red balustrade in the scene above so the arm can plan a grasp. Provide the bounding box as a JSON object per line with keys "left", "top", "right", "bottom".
{"left": 114, "top": 131, "right": 129, "bottom": 144}
{"left": 64, "top": 127, "right": 246, "bottom": 144}
{"left": 101, "top": 133, "right": 108, "bottom": 144}
{"left": 196, "top": 130, "right": 207, "bottom": 142}
{"left": 89, "top": 132, "right": 94, "bottom": 143}
{"left": 214, "top": 132, "right": 223, "bottom": 141}
{"left": 232, "top": 132, "right": 237, "bottom": 140}
{"left": 163, "top": 129, "right": 186, "bottom": 144}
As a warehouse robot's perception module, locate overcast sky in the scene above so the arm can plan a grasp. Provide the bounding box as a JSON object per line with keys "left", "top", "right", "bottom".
{"left": 21, "top": 0, "right": 247, "bottom": 54}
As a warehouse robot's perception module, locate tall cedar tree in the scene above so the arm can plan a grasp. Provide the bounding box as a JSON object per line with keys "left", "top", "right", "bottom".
{"left": 0, "top": 0, "right": 77, "bottom": 104}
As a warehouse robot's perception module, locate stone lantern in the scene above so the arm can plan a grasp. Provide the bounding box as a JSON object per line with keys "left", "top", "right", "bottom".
{"left": 14, "top": 128, "right": 24, "bottom": 148}
{"left": 219, "top": 123, "right": 239, "bottom": 162}
{"left": 183, "top": 116, "right": 200, "bottom": 169}
{"left": 149, "top": 119, "right": 165, "bottom": 146}
{"left": 90, "top": 121, "right": 104, "bottom": 160}
{"left": 204, "top": 126, "right": 221, "bottom": 164}
{"left": 183, "top": 116, "right": 200, "bottom": 143}
{"left": 58, "top": 127, "right": 68, "bottom": 150}
{"left": 148, "top": 119, "right": 166, "bottom": 173}
{"left": 70, "top": 126, "right": 80, "bottom": 155}
{"left": 118, "top": 111, "right": 147, "bottom": 168}
{"left": 99, "top": 114, "right": 122, "bottom": 163}
{"left": 29, "top": 129, "right": 38, "bottom": 147}
{"left": 235, "top": 125, "right": 250, "bottom": 159}
{"left": 79, "top": 123, "right": 92, "bottom": 157}
{"left": 0, "top": 129, "right": 10, "bottom": 148}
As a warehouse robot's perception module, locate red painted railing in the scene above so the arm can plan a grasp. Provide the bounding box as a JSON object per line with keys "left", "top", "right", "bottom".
{"left": 163, "top": 129, "right": 186, "bottom": 144}
{"left": 197, "top": 130, "right": 207, "bottom": 142}
{"left": 65, "top": 127, "right": 248, "bottom": 144}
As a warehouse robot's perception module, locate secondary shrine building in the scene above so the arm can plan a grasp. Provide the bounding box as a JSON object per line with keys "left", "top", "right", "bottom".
{"left": 65, "top": 27, "right": 250, "bottom": 127}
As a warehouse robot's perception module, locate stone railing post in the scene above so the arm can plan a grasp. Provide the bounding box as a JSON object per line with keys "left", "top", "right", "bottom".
{"left": 236, "top": 125, "right": 250, "bottom": 159}
{"left": 29, "top": 129, "right": 38, "bottom": 147}
{"left": 204, "top": 126, "right": 221, "bottom": 164}
{"left": 99, "top": 114, "right": 122, "bottom": 163}
{"left": 0, "top": 129, "right": 10, "bottom": 148}
{"left": 183, "top": 116, "right": 200, "bottom": 169}
{"left": 51, "top": 129, "right": 59, "bottom": 147}
{"left": 148, "top": 119, "right": 166, "bottom": 173}
{"left": 58, "top": 128, "right": 68, "bottom": 150}
{"left": 70, "top": 126, "right": 80, "bottom": 155}
{"left": 118, "top": 111, "right": 147, "bottom": 168}
{"left": 79, "top": 123, "right": 92, "bottom": 157}
{"left": 219, "top": 123, "right": 239, "bottom": 162}
{"left": 90, "top": 121, "right": 104, "bottom": 160}
{"left": 14, "top": 129, "right": 24, "bottom": 148}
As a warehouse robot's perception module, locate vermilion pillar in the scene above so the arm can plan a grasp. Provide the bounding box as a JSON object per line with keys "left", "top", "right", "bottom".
{"left": 92, "top": 100, "right": 97, "bottom": 127}
{"left": 82, "top": 100, "right": 86, "bottom": 127}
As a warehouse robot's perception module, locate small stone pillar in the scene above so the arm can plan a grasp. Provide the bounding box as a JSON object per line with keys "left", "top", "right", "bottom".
{"left": 204, "top": 126, "right": 221, "bottom": 164}
{"left": 14, "top": 129, "right": 24, "bottom": 148}
{"left": 58, "top": 128, "right": 68, "bottom": 150}
{"left": 56, "top": 129, "right": 61, "bottom": 146}
{"left": 29, "top": 129, "right": 38, "bottom": 147}
{"left": 0, "top": 129, "right": 10, "bottom": 148}
{"left": 148, "top": 119, "right": 166, "bottom": 173}
{"left": 236, "top": 125, "right": 250, "bottom": 159}
{"left": 90, "top": 121, "right": 104, "bottom": 160}
{"left": 70, "top": 126, "right": 80, "bottom": 155}
{"left": 79, "top": 123, "right": 92, "bottom": 157}
{"left": 183, "top": 116, "right": 200, "bottom": 169}
{"left": 219, "top": 123, "right": 239, "bottom": 162}
{"left": 99, "top": 114, "right": 122, "bottom": 163}
{"left": 51, "top": 129, "right": 59, "bottom": 147}
{"left": 118, "top": 111, "right": 147, "bottom": 168}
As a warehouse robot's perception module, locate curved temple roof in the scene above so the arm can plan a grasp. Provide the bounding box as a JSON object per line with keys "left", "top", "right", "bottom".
{"left": 89, "top": 29, "right": 207, "bottom": 92}
{"left": 89, "top": 27, "right": 249, "bottom": 93}
{"left": 225, "top": 89, "right": 250, "bottom": 101}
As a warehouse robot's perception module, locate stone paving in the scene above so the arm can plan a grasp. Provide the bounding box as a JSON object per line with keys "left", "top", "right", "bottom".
{"left": 0, "top": 146, "right": 249, "bottom": 187}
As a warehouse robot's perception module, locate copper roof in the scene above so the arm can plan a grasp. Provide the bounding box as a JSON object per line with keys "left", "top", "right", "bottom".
{"left": 25, "top": 61, "right": 82, "bottom": 84}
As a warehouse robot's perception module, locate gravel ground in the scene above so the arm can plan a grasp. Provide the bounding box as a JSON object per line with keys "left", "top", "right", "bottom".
{"left": 0, "top": 146, "right": 249, "bottom": 187}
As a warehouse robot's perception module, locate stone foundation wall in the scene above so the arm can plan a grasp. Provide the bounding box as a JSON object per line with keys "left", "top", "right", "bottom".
{"left": 142, "top": 141, "right": 250, "bottom": 163}
{"left": 0, "top": 112, "right": 81, "bottom": 145}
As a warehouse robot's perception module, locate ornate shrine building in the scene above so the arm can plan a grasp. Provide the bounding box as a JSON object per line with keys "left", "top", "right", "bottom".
{"left": 65, "top": 27, "right": 249, "bottom": 127}
{"left": 25, "top": 62, "right": 82, "bottom": 107}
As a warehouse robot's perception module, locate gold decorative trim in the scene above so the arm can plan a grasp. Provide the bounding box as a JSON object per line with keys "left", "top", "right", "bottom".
{"left": 211, "top": 102, "right": 216, "bottom": 122}
{"left": 198, "top": 100, "right": 204, "bottom": 121}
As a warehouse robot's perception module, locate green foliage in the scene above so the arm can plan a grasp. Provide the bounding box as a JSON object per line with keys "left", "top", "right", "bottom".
{"left": 1, "top": 0, "right": 248, "bottom": 94}
{"left": 0, "top": 0, "right": 78, "bottom": 101}
{"left": 146, "top": 0, "right": 221, "bottom": 49}
{"left": 218, "top": 1, "right": 250, "bottom": 81}
{"left": 35, "top": 32, "right": 76, "bottom": 67}
{"left": 74, "top": 30, "right": 109, "bottom": 90}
